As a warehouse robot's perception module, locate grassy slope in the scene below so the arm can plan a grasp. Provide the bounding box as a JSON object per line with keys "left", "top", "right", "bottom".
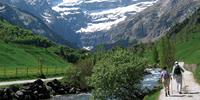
{"left": 0, "top": 18, "right": 69, "bottom": 68}
{"left": 162, "top": 9, "right": 200, "bottom": 83}
{"left": 175, "top": 26, "right": 200, "bottom": 64}
{"left": 0, "top": 41, "right": 68, "bottom": 67}
{"left": 0, "top": 18, "right": 71, "bottom": 81}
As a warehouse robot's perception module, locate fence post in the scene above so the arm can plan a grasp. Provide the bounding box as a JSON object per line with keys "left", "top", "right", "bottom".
{"left": 27, "top": 67, "right": 29, "bottom": 77}
{"left": 16, "top": 68, "right": 18, "bottom": 77}
{"left": 46, "top": 67, "right": 48, "bottom": 76}
{"left": 55, "top": 67, "right": 57, "bottom": 74}
{"left": 38, "top": 66, "right": 39, "bottom": 75}
{"left": 4, "top": 67, "right": 6, "bottom": 77}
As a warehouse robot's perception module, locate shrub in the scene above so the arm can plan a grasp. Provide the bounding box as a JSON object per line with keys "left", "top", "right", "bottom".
{"left": 90, "top": 48, "right": 145, "bottom": 100}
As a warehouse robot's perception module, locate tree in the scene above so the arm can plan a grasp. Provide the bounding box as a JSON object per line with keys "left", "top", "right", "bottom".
{"left": 63, "top": 58, "right": 94, "bottom": 89}
{"left": 90, "top": 48, "right": 145, "bottom": 100}
{"left": 152, "top": 45, "right": 159, "bottom": 64}
{"left": 159, "top": 37, "right": 175, "bottom": 69}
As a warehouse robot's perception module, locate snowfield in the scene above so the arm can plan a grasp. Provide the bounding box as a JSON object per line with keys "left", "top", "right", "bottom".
{"left": 52, "top": 0, "right": 158, "bottom": 34}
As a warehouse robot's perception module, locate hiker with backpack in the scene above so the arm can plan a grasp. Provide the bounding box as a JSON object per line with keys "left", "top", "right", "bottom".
{"left": 172, "top": 61, "right": 184, "bottom": 94}
{"left": 161, "top": 67, "right": 171, "bottom": 97}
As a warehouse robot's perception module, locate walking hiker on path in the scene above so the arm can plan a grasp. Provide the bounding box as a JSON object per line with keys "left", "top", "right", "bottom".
{"left": 161, "top": 67, "right": 171, "bottom": 97}
{"left": 172, "top": 61, "right": 185, "bottom": 94}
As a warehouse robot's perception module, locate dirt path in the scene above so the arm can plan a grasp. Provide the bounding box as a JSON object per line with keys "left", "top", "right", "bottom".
{"left": 159, "top": 62, "right": 200, "bottom": 100}
{"left": 0, "top": 77, "right": 62, "bottom": 86}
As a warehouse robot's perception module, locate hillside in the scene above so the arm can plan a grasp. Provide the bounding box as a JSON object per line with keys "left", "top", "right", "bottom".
{"left": 0, "top": 2, "right": 74, "bottom": 47}
{"left": 167, "top": 8, "right": 200, "bottom": 64}
{"left": 109, "top": 0, "right": 200, "bottom": 45}
{"left": 0, "top": 18, "right": 69, "bottom": 68}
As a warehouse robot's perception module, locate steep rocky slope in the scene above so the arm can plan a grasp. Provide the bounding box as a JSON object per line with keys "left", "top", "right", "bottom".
{"left": 109, "top": 0, "right": 200, "bottom": 44}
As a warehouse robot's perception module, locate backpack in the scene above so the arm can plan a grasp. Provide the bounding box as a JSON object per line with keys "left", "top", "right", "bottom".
{"left": 162, "top": 70, "right": 170, "bottom": 79}
{"left": 174, "top": 65, "right": 182, "bottom": 75}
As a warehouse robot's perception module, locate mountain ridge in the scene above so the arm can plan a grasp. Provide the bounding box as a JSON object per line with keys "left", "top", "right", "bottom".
{"left": 108, "top": 0, "right": 200, "bottom": 44}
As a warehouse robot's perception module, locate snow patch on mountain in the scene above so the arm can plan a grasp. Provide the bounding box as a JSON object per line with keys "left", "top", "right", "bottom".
{"left": 41, "top": 11, "right": 53, "bottom": 23}
{"left": 83, "top": 46, "right": 94, "bottom": 51}
{"left": 77, "top": 0, "right": 158, "bottom": 33}
{"left": 85, "top": 0, "right": 116, "bottom": 3}
{"left": 77, "top": 16, "right": 126, "bottom": 33}
{"left": 53, "top": 0, "right": 158, "bottom": 35}
{"left": 0, "top": 5, "right": 6, "bottom": 12}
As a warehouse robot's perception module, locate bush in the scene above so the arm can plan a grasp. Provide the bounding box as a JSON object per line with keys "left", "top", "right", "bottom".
{"left": 90, "top": 48, "right": 146, "bottom": 100}
{"left": 63, "top": 58, "right": 94, "bottom": 89}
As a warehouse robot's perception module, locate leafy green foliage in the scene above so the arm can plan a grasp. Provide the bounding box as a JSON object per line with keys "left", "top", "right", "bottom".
{"left": 0, "top": 19, "right": 54, "bottom": 48}
{"left": 90, "top": 48, "right": 145, "bottom": 100}
{"left": 152, "top": 46, "right": 159, "bottom": 64}
{"left": 63, "top": 58, "right": 94, "bottom": 88}
{"left": 159, "top": 37, "right": 176, "bottom": 69}
{"left": 57, "top": 46, "right": 89, "bottom": 63}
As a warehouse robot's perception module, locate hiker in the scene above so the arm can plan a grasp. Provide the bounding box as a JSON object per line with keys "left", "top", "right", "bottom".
{"left": 161, "top": 67, "right": 171, "bottom": 97}
{"left": 172, "top": 61, "right": 184, "bottom": 94}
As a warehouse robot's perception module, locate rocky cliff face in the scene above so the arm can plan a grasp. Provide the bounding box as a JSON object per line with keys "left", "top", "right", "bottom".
{"left": 109, "top": 0, "right": 200, "bottom": 44}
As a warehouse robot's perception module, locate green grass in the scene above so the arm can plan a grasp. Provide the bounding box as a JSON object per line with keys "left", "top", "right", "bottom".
{"left": 0, "top": 41, "right": 68, "bottom": 67}
{"left": 0, "top": 67, "right": 67, "bottom": 81}
{"left": 175, "top": 34, "right": 200, "bottom": 64}
{"left": 143, "top": 90, "right": 160, "bottom": 100}
{"left": 0, "top": 41, "right": 70, "bottom": 81}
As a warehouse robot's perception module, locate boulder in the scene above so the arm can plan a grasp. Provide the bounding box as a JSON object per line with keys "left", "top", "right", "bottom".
{"left": 47, "top": 79, "right": 66, "bottom": 95}
{"left": 69, "top": 87, "right": 76, "bottom": 94}
{"left": 15, "top": 91, "right": 24, "bottom": 99}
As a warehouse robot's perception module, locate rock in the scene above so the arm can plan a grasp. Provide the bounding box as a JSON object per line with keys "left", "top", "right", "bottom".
{"left": 2, "top": 88, "right": 13, "bottom": 100}
{"left": 69, "top": 87, "right": 76, "bottom": 94}
{"left": 15, "top": 91, "right": 24, "bottom": 99}
{"left": 9, "top": 85, "right": 19, "bottom": 92}
{"left": 3, "top": 94, "right": 9, "bottom": 100}
{"left": 46, "top": 86, "right": 52, "bottom": 92}
{"left": 47, "top": 79, "right": 66, "bottom": 95}
{"left": 57, "top": 88, "right": 65, "bottom": 94}
{"left": 34, "top": 79, "right": 44, "bottom": 85}
{"left": 0, "top": 88, "right": 4, "bottom": 96}
{"left": 24, "top": 94, "right": 32, "bottom": 100}
{"left": 76, "top": 88, "right": 81, "bottom": 94}
{"left": 47, "top": 82, "right": 53, "bottom": 87}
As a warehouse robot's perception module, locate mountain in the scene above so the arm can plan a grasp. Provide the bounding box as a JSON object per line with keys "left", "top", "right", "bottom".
{"left": 0, "top": 17, "right": 86, "bottom": 67}
{"left": 52, "top": 0, "right": 158, "bottom": 48}
{"left": 167, "top": 8, "right": 200, "bottom": 64}
{"left": 1, "top": 0, "right": 199, "bottom": 49}
{"left": 0, "top": 2, "right": 75, "bottom": 47}
{"left": 109, "top": 0, "right": 200, "bottom": 44}
{"left": 0, "top": 0, "right": 158, "bottom": 48}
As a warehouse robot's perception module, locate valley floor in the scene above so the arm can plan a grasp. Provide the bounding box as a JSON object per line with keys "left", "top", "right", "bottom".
{"left": 159, "top": 63, "right": 200, "bottom": 100}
